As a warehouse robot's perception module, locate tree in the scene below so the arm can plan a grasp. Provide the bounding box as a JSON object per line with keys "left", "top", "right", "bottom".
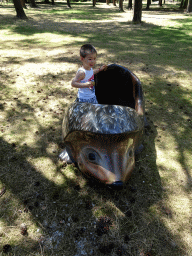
{"left": 128, "top": 0, "right": 133, "bottom": 9}
{"left": 20, "top": 0, "right": 27, "bottom": 9}
{"left": 187, "top": 0, "right": 192, "bottom": 11}
{"left": 12, "top": 0, "right": 28, "bottom": 19}
{"left": 146, "top": 0, "right": 151, "bottom": 9}
{"left": 119, "top": 0, "right": 124, "bottom": 11}
{"left": 146, "top": 0, "right": 164, "bottom": 10}
{"left": 180, "top": 0, "right": 188, "bottom": 9}
{"left": 132, "top": 0, "right": 142, "bottom": 23}
{"left": 30, "top": 0, "right": 38, "bottom": 8}
{"left": 67, "top": 0, "right": 71, "bottom": 8}
{"left": 93, "top": 0, "right": 96, "bottom": 7}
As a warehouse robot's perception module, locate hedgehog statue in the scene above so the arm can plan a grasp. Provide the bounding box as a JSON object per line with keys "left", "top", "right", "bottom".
{"left": 59, "top": 64, "right": 145, "bottom": 187}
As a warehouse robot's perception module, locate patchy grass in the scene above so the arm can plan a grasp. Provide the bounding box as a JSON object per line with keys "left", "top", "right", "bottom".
{"left": 0, "top": 2, "right": 192, "bottom": 256}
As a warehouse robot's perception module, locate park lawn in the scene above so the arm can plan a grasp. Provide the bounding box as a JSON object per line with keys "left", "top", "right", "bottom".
{"left": 0, "top": 2, "right": 192, "bottom": 255}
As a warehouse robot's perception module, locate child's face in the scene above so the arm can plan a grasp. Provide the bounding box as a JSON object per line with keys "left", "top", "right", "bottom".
{"left": 81, "top": 52, "right": 97, "bottom": 70}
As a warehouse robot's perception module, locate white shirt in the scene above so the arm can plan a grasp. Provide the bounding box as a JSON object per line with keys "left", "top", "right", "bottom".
{"left": 77, "top": 67, "right": 95, "bottom": 100}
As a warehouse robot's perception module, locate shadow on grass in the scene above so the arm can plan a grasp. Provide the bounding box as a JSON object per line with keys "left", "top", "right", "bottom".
{"left": 0, "top": 125, "right": 186, "bottom": 255}
{"left": 143, "top": 4, "right": 184, "bottom": 13}
{"left": 0, "top": 5, "right": 191, "bottom": 255}
{"left": 0, "top": 87, "right": 189, "bottom": 255}
{"left": 0, "top": 136, "right": 86, "bottom": 254}
{"left": 144, "top": 75, "right": 192, "bottom": 190}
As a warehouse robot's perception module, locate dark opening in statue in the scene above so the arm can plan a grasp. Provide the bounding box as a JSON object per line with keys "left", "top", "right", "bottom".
{"left": 59, "top": 64, "right": 145, "bottom": 187}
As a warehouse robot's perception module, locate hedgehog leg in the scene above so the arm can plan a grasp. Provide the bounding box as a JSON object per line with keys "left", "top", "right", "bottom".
{"left": 58, "top": 148, "right": 73, "bottom": 164}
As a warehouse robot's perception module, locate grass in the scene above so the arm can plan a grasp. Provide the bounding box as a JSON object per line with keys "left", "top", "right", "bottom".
{"left": 0, "top": 1, "right": 192, "bottom": 255}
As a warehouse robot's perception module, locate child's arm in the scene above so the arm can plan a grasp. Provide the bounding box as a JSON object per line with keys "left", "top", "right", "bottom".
{"left": 93, "top": 65, "right": 107, "bottom": 75}
{"left": 71, "top": 70, "right": 93, "bottom": 88}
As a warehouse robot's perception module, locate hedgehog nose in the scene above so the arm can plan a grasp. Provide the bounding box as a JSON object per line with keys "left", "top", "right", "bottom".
{"left": 108, "top": 181, "right": 123, "bottom": 189}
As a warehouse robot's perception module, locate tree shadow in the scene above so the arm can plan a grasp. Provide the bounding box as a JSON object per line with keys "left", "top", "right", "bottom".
{"left": 0, "top": 119, "right": 186, "bottom": 255}
{"left": 143, "top": 5, "right": 184, "bottom": 13}
{"left": 1, "top": 65, "right": 189, "bottom": 254}
{"left": 0, "top": 5, "right": 191, "bottom": 255}
{"left": 0, "top": 136, "right": 95, "bottom": 255}
{"left": 80, "top": 117, "right": 185, "bottom": 255}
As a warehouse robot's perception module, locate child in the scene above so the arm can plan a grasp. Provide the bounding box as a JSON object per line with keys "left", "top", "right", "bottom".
{"left": 71, "top": 44, "right": 106, "bottom": 104}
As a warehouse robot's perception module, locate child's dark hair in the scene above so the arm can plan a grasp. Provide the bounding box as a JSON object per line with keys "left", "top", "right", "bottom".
{"left": 80, "top": 44, "right": 97, "bottom": 58}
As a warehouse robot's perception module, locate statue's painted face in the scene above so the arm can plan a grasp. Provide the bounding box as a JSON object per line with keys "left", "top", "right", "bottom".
{"left": 65, "top": 132, "right": 137, "bottom": 185}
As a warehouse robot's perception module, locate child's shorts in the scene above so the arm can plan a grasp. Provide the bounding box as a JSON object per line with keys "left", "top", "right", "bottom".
{"left": 76, "top": 96, "right": 98, "bottom": 104}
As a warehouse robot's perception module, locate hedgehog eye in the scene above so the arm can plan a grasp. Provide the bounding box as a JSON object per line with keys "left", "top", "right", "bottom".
{"left": 88, "top": 153, "right": 96, "bottom": 161}
{"left": 83, "top": 148, "right": 100, "bottom": 164}
{"left": 128, "top": 148, "right": 134, "bottom": 158}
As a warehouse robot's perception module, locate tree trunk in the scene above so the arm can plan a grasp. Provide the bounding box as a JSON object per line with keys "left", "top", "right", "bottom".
{"left": 187, "top": 0, "right": 192, "bottom": 11}
{"left": 93, "top": 0, "right": 96, "bottom": 7}
{"left": 30, "top": 0, "right": 37, "bottom": 7}
{"left": 119, "top": 0, "right": 123, "bottom": 11}
{"left": 180, "top": 0, "right": 188, "bottom": 8}
{"left": 67, "top": 0, "right": 71, "bottom": 8}
{"left": 12, "top": 0, "right": 27, "bottom": 19}
{"left": 52, "top": 0, "right": 55, "bottom": 5}
{"left": 113, "top": 0, "right": 116, "bottom": 6}
{"left": 127, "top": 0, "right": 132, "bottom": 9}
{"left": 180, "top": 0, "right": 184, "bottom": 8}
{"left": 106, "top": 0, "right": 110, "bottom": 5}
{"left": 159, "top": 0, "right": 162, "bottom": 6}
{"left": 183, "top": 0, "right": 189, "bottom": 8}
{"left": 133, "top": 0, "right": 142, "bottom": 23}
{"left": 20, "top": 0, "right": 27, "bottom": 8}
{"left": 146, "top": 0, "right": 151, "bottom": 9}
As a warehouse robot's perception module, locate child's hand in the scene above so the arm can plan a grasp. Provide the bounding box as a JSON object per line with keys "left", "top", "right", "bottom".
{"left": 99, "top": 65, "right": 107, "bottom": 72}
{"left": 89, "top": 81, "right": 95, "bottom": 89}
{"left": 85, "top": 81, "right": 94, "bottom": 88}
